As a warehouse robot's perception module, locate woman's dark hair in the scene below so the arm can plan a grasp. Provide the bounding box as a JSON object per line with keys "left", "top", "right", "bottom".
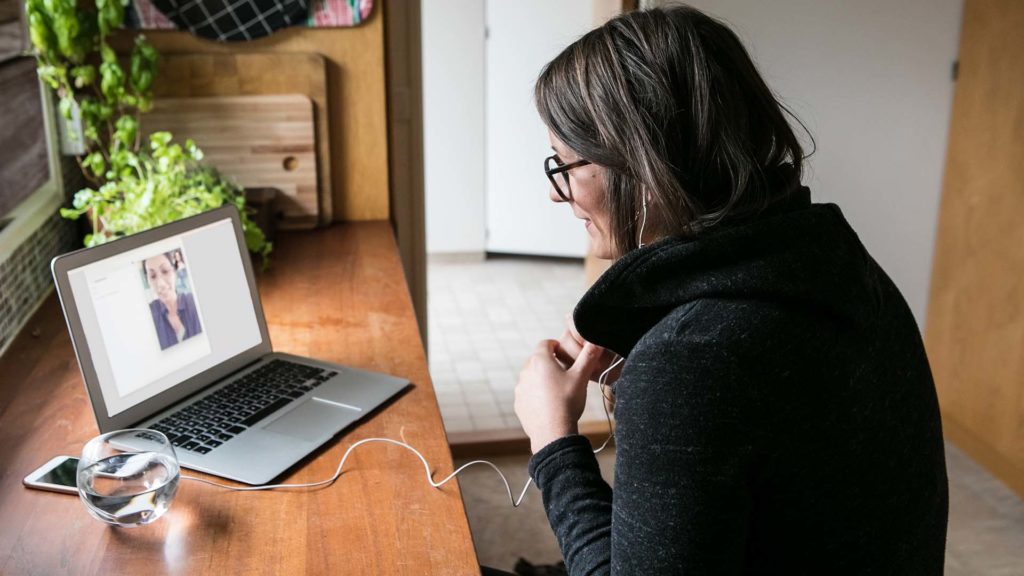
{"left": 141, "top": 252, "right": 176, "bottom": 288}
{"left": 535, "top": 4, "right": 810, "bottom": 255}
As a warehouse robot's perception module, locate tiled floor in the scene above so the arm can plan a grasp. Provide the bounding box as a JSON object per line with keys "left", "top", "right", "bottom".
{"left": 458, "top": 443, "right": 1024, "bottom": 573}
{"left": 427, "top": 255, "right": 608, "bottom": 433}
{"left": 944, "top": 443, "right": 1024, "bottom": 574}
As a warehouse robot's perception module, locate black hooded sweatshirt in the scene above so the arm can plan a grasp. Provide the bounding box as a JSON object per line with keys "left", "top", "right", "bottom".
{"left": 527, "top": 188, "right": 948, "bottom": 575}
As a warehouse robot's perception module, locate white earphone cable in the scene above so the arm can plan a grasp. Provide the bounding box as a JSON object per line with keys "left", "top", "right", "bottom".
{"left": 181, "top": 357, "right": 623, "bottom": 507}
{"left": 638, "top": 195, "right": 649, "bottom": 248}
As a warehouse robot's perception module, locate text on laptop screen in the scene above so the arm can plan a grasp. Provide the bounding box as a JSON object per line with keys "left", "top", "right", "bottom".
{"left": 66, "top": 218, "right": 262, "bottom": 417}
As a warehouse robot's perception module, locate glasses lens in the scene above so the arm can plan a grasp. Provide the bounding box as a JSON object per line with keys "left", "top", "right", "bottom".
{"left": 545, "top": 156, "right": 570, "bottom": 200}
{"left": 558, "top": 172, "right": 571, "bottom": 195}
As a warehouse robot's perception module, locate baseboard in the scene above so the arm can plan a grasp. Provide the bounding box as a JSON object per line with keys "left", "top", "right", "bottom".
{"left": 427, "top": 252, "right": 486, "bottom": 264}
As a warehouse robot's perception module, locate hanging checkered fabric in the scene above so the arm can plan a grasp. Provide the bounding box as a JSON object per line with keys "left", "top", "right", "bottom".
{"left": 149, "top": 0, "right": 309, "bottom": 42}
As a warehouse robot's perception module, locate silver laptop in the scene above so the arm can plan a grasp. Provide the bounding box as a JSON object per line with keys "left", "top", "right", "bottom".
{"left": 51, "top": 205, "right": 409, "bottom": 485}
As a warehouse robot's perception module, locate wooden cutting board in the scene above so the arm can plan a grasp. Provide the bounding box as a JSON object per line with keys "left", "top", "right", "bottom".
{"left": 142, "top": 94, "right": 319, "bottom": 228}
{"left": 152, "top": 52, "right": 331, "bottom": 226}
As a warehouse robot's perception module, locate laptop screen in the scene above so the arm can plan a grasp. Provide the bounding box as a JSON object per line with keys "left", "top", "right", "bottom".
{"left": 65, "top": 217, "right": 262, "bottom": 417}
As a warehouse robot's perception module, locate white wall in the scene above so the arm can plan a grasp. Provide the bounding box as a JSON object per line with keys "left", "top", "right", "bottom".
{"left": 423, "top": 0, "right": 964, "bottom": 325}
{"left": 422, "top": 0, "right": 486, "bottom": 254}
{"left": 678, "top": 0, "right": 963, "bottom": 325}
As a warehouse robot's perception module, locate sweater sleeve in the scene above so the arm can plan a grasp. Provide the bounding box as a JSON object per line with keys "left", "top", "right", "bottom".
{"left": 530, "top": 335, "right": 759, "bottom": 575}
{"left": 528, "top": 434, "right": 613, "bottom": 575}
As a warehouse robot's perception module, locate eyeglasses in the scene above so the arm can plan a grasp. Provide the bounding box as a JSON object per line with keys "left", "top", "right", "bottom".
{"left": 544, "top": 154, "right": 591, "bottom": 201}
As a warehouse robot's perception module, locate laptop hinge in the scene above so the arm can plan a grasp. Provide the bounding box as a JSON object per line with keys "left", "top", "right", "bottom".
{"left": 134, "top": 356, "right": 266, "bottom": 428}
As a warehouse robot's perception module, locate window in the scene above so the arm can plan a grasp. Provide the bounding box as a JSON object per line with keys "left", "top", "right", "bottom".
{"left": 0, "top": 57, "right": 50, "bottom": 216}
{"left": 0, "top": 0, "right": 63, "bottom": 262}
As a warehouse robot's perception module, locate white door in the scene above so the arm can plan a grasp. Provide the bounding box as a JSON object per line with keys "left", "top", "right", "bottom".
{"left": 484, "top": 0, "right": 596, "bottom": 257}
{"left": 679, "top": 0, "right": 961, "bottom": 324}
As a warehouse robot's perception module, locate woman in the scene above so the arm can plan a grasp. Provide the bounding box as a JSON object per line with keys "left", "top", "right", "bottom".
{"left": 513, "top": 6, "right": 947, "bottom": 574}
{"left": 144, "top": 252, "right": 202, "bottom": 350}
{"left": 172, "top": 249, "right": 190, "bottom": 294}
{"left": 173, "top": 250, "right": 186, "bottom": 271}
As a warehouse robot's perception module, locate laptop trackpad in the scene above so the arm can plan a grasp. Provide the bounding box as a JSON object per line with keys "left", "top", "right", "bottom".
{"left": 262, "top": 398, "right": 360, "bottom": 442}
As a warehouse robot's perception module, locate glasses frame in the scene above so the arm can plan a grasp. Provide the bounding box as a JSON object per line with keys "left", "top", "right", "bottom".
{"left": 544, "top": 155, "right": 592, "bottom": 201}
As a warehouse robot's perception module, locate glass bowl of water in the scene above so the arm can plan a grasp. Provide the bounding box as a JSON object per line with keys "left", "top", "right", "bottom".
{"left": 77, "top": 429, "right": 180, "bottom": 527}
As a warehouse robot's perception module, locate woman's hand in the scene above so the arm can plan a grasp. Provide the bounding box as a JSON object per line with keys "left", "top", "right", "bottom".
{"left": 556, "top": 315, "right": 622, "bottom": 386}
{"left": 515, "top": 339, "right": 605, "bottom": 453}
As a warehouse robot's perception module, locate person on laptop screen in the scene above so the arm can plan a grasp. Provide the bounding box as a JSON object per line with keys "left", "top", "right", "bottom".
{"left": 142, "top": 251, "right": 202, "bottom": 350}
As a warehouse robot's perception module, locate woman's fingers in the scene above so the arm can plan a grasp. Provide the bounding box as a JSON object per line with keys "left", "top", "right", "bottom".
{"left": 535, "top": 339, "right": 559, "bottom": 356}
{"left": 569, "top": 342, "right": 605, "bottom": 381}
{"left": 566, "top": 314, "right": 585, "bottom": 344}
{"left": 558, "top": 328, "right": 583, "bottom": 362}
{"left": 558, "top": 314, "right": 587, "bottom": 363}
{"left": 515, "top": 338, "right": 601, "bottom": 453}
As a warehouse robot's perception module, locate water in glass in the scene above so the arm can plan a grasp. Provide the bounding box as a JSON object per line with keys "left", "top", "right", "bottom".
{"left": 77, "top": 429, "right": 180, "bottom": 527}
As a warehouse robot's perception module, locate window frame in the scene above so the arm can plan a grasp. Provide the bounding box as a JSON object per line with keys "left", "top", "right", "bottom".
{"left": 0, "top": 77, "right": 65, "bottom": 263}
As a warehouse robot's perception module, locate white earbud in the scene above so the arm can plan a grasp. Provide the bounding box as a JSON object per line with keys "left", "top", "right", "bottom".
{"left": 638, "top": 194, "right": 649, "bottom": 248}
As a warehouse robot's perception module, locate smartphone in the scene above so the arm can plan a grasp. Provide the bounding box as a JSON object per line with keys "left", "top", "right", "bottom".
{"left": 23, "top": 456, "right": 80, "bottom": 495}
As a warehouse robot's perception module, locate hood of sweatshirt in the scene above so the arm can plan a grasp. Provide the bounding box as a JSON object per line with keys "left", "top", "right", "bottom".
{"left": 573, "top": 187, "right": 888, "bottom": 357}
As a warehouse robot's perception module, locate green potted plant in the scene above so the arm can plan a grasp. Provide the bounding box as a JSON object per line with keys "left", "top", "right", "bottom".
{"left": 24, "top": 0, "right": 272, "bottom": 262}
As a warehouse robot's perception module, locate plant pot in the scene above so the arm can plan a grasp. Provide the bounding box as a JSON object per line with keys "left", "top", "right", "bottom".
{"left": 244, "top": 187, "right": 280, "bottom": 242}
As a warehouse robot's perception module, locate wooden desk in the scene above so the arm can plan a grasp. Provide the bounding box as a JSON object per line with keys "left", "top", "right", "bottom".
{"left": 0, "top": 223, "right": 480, "bottom": 575}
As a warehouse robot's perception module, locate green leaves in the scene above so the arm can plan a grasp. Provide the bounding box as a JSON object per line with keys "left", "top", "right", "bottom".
{"left": 51, "top": 0, "right": 82, "bottom": 63}
{"left": 149, "top": 130, "right": 173, "bottom": 149}
{"left": 108, "top": 148, "right": 136, "bottom": 180}
{"left": 94, "top": 0, "right": 125, "bottom": 37}
{"left": 26, "top": 0, "right": 114, "bottom": 63}
{"left": 70, "top": 65, "right": 96, "bottom": 88}
{"left": 113, "top": 115, "right": 137, "bottom": 151}
{"left": 99, "top": 42, "right": 117, "bottom": 64}
{"left": 27, "top": 7, "right": 56, "bottom": 57}
{"left": 28, "top": 0, "right": 270, "bottom": 262}
{"left": 35, "top": 63, "right": 64, "bottom": 89}
{"left": 130, "top": 36, "right": 158, "bottom": 93}
{"left": 65, "top": 133, "right": 273, "bottom": 262}
{"left": 99, "top": 60, "right": 124, "bottom": 101}
{"left": 82, "top": 152, "right": 106, "bottom": 180}
{"left": 78, "top": 97, "right": 110, "bottom": 145}
{"left": 58, "top": 96, "right": 73, "bottom": 119}
{"left": 28, "top": 0, "right": 149, "bottom": 174}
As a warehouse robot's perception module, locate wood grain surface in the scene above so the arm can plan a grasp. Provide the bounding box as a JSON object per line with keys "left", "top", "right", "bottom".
{"left": 383, "top": 0, "right": 428, "bottom": 343}
{"left": 152, "top": 53, "right": 333, "bottom": 226}
{"left": 0, "top": 223, "right": 479, "bottom": 575}
{"left": 142, "top": 95, "right": 320, "bottom": 228}
{"left": 110, "top": 3, "right": 390, "bottom": 223}
{"left": 924, "top": 0, "right": 1024, "bottom": 498}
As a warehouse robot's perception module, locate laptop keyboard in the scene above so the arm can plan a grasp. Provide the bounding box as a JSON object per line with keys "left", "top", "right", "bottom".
{"left": 148, "top": 359, "right": 338, "bottom": 455}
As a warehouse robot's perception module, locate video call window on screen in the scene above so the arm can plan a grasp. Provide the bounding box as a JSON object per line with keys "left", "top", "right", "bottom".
{"left": 66, "top": 218, "right": 261, "bottom": 417}
{"left": 140, "top": 248, "right": 205, "bottom": 351}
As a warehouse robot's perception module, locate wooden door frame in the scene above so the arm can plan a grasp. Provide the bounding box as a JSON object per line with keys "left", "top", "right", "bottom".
{"left": 384, "top": 0, "right": 428, "bottom": 347}
{"left": 384, "top": 0, "right": 638, "bottom": 349}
